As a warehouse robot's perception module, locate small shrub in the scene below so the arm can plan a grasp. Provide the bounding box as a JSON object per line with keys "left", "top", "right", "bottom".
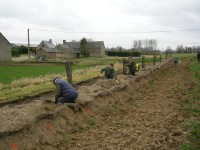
{"left": 63, "top": 133, "right": 71, "bottom": 147}
{"left": 112, "top": 103, "right": 123, "bottom": 113}
{"left": 87, "top": 117, "right": 96, "bottom": 129}
{"left": 12, "top": 48, "right": 20, "bottom": 57}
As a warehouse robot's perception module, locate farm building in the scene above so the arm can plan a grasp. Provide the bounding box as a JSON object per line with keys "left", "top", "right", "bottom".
{"left": 65, "top": 41, "right": 106, "bottom": 57}
{"left": 0, "top": 32, "right": 12, "bottom": 61}
{"left": 36, "top": 39, "right": 105, "bottom": 59}
{"left": 56, "top": 44, "right": 78, "bottom": 58}
{"left": 36, "top": 39, "right": 62, "bottom": 59}
{"left": 36, "top": 39, "right": 78, "bottom": 59}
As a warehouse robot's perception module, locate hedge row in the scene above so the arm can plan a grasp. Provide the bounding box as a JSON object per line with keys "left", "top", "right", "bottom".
{"left": 106, "top": 51, "right": 141, "bottom": 57}
{"left": 12, "top": 48, "right": 28, "bottom": 56}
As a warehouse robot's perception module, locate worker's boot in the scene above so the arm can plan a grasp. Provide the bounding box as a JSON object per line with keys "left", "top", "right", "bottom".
{"left": 66, "top": 103, "right": 79, "bottom": 112}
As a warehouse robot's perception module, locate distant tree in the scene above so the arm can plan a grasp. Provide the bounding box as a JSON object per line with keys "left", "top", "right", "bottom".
{"left": 166, "top": 46, "right": 172, "bottom": 55}
{"left": 188, "top": 47, "right": 193, "bottom": 53}
{"left": 176, "top": 45, "right": 184, "bottom": 53}
{"left": 80, "top": 37, "right": 89, "bottom": 57}
{"left": 132, "top": 39, "right": 157, "bottom": 55}
{"left": 138, "top": 40, "right": 143, "bottom": 51}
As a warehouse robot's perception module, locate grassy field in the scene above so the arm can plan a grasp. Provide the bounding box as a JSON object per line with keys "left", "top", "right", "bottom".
{"left": 0, "top": 64, "right": 88, "bottom": 84}
{"left": 0, "top": 56, "right": 164, "bottom": 84}
{"left": 183, "top": 62, "right": 200, "bottom": 150}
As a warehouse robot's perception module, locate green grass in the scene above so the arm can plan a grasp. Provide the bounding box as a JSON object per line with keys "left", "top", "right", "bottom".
{"left": 112, "top": 103, "right": 124, "bottom": 113}
{"left": 0, "top": 56, "right": 162, "bottom": 84}
{"left": 0, "top": 64, "right": 89, "bottom": 84}
{"left": 63, "top": 133, "right": 71, "bottom": 148}
{"left": 175, "top": 53, "right": 197, "bottom": 61}
{"left": 87, "top": 117, "right": 96, "bottom": 129}
{"left": 182, "top": 62, "right": 200, "bottom": 150}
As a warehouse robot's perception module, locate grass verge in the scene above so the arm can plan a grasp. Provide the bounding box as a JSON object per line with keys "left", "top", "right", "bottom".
{"left": 182, "top": 62, "right": 200, "bottom": 150}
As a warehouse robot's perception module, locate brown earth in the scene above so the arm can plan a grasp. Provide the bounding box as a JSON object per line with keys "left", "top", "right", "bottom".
{"left": 0, "top": 60, "right": 195, "bottom": 150}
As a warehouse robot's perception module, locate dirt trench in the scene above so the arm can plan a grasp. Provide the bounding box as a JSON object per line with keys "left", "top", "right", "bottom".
{"left": 0, "top": 60, "right": 195, "bottom": 150}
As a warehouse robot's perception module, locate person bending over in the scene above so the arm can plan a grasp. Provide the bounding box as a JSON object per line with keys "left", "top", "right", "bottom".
{"left": 53, "top": 77, "right": 78, "bottom": 104}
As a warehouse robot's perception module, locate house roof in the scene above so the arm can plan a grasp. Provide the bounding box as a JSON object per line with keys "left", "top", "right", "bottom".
{"left": 43, "top": 41, "right": 56, "bottom": 48}
{"left": 65, "top": 42, "right": 80, "bottom": 49}
{"left": 65, "top": 41, "right": 104, "bottom": 49}
{"left": 0, "top": 32, "right": 12, "bottom": 46}
{"left": 57, "top": 44, "right": 78, "bottom": 53}
{"left": 57, "top": 44, "right": 71, "bottom": 49}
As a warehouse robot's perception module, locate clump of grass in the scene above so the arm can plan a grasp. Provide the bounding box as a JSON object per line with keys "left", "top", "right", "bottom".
{"left": 181, "top": 144, "right": 196, "bottom": 150}
{"left": 124, "top": 121, "right": 130, "bottom": 127}
{"left": 63, "top": 133, "right": 71, "bottom": 147}
{"left": 184, "top": 121, "right": 200, "bottom": 149}
{"left": 132, "top": 101, "right": 139, "bottom": 108}
{"left": 0, "top": 83, "right": 3, "bottom": 90}
{"left": 112, "top": 103, "right": 123, "bottom": 113}
{"left": 87, "top": 117, "right": 96, "bottom": 129}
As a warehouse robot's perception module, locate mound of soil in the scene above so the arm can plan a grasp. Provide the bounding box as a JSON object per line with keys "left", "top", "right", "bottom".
{"left": 0, "top": 60, "right": 194, "bottom": 150}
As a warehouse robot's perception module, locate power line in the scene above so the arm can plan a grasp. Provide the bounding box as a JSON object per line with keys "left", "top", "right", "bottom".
{"left": 30, "top": 28, "right": 200, "bottom": 34}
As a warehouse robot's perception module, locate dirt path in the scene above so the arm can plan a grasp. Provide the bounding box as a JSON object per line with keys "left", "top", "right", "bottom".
{"left": 68, "top": 62, "right": 192, "bottom": 150}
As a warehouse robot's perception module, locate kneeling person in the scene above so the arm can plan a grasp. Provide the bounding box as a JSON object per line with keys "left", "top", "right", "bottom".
{"left": 53, "top": 77, "right": 78, "bottom": 104}
{"left": 101, "top": 63, "right": 119, "bottom": 83}
{"left": 101, "top": 63, "right": 116, "bottom": 79}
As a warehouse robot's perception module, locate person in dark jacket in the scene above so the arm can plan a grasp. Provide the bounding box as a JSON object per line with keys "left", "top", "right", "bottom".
{"left": 126, "top": 56, "right": 136, "bottom": 76}
{"left": 101, "top": 63, "right": 116, "bottom": 79}
{"left": 173, "top": 55, "right": 179, "bottom": 66}
{"left": 101, "top": 63, "right": 119, "bottom": 83}
{"left": 53, "top": 77, "right": 78, "bottom": 104}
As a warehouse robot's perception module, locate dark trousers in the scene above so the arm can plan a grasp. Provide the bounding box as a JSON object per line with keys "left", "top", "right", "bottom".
{"left": 58, "top": 93, "right": 78, "bottom": 103}
{"left": 174, "top": 60, "right": 178, "bottom": 66}
{"left": 130, "top": 71, "right": 135, "bottom": 76}
{"left": 106, "top": 74, "right": 114, "bottom": 79}
{"left": 129, "top": 68, "right": 135, "bottom": 76}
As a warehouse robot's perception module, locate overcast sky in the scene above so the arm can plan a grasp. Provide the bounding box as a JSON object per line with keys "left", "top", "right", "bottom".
{"left": 0, "top": 0, "right": 200, "bottom": 50}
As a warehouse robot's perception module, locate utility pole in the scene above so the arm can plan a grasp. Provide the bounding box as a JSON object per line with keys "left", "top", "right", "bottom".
{"left": 27, "top": 28, "right": 30, "bottom": 61}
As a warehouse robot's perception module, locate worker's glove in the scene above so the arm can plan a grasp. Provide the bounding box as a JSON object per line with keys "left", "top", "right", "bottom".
{"left": 100, "top": 73, "right": 103, "bottom": 77}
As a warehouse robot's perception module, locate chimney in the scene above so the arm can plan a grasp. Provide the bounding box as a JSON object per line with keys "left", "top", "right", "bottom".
{"left": 49, "top": 39, "right": 52, "bottom": 43}
{"left": 63, "top": 40, "right": 66, "bottom": 44}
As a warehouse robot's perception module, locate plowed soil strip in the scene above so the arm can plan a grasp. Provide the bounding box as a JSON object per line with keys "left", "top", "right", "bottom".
{"left": 69, "top": 63, "right": 191, "bottom": 150}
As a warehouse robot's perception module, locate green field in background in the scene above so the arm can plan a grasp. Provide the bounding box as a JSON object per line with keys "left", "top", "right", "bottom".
{"left": 0, "top": 64, "right": 88, "bottom": 84}
{"left": 1, "top": 54, "right": 196, "bottom": 84}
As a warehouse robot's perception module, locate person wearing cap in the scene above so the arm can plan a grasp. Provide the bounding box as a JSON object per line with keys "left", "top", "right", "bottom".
{"left": 53, "top": 77, "right": 78, "bottom": 104}
{"left": 126, "top": 56, "right": 136, "bottom": 76}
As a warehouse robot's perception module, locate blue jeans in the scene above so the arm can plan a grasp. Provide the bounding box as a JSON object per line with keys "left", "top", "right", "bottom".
{"left": 58, "top": 93, "right": 78, "bottom": 103}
